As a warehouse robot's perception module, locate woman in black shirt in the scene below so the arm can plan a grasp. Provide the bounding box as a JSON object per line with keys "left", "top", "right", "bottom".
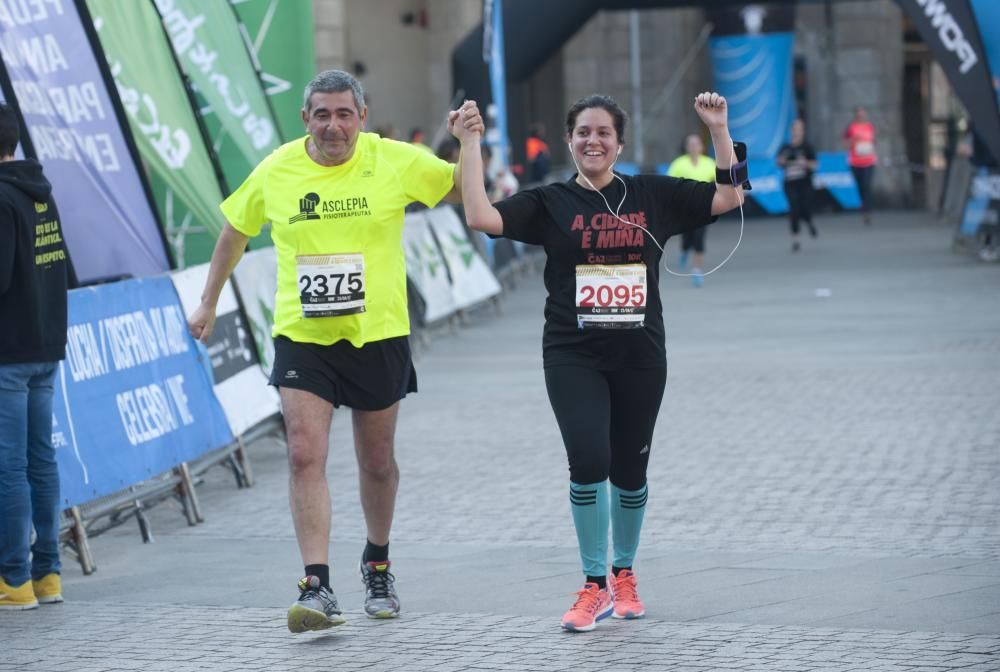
{"left": 776, "top": 119, "right": 819, "bottom": 252}
{"left": 449, "top": 92, "right": 744, "bottom": 632}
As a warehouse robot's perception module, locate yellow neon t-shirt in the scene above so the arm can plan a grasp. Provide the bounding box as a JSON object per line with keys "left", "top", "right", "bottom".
{"left": 221, "top": 132, "right": 455, "bottom": 347}
{"left": 667, "top": 154, "right": 716, "bottom": 183}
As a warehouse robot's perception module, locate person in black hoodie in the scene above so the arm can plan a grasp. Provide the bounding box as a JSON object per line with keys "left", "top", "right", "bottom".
{"left": 0, "top": 103, "right": 73, "bottom": 611}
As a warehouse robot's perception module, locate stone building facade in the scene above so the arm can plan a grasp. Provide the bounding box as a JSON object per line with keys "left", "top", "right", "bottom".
{"left": 309, "top": 0, "right": 953, "bottom": 206}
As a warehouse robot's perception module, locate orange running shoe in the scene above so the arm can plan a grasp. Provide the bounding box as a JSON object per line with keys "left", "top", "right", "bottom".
{"left": 561, "top": 582, "right": 613, "bottom": 632}
{"left": 610, "top": 569, "right": 645, "bottom": 619}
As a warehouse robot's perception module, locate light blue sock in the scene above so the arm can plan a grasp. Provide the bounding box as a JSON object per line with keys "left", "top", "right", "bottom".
{"left": 611, "top": 483, "right": 648, "bottom": 568}
{"left": 569, "top": 480, "right": 609, "bottom": 578}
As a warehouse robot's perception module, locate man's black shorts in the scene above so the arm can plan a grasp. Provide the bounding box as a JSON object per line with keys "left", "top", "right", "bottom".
{"left": 269, "top": 335, "right": 417, "bottom": 411}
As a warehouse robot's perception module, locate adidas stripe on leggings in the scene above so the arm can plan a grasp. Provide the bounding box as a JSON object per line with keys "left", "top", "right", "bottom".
{"left": 544, "top": 364, "right": 666, "bottom": 578}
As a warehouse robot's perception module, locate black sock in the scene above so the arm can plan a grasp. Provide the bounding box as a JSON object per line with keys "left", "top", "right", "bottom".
{"left": 611, "top": 565, "right": 631, "bottom": 577}
{"left": 363, "top": 540, "right": 389, "bottom": 563}
{"left": 586, "top": 575, "right": 607, "bottom": 590}
{"left": 304, "top": 564, "right": 330, "bottom": 589}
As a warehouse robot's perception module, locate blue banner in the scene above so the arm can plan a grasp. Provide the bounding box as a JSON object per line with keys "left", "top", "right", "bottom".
{"left": 747, "top": 152, "right": 861, "bottom": 214}
{"left": 814, "top": 152, "right": 862, "bottom": 210}
{"left": 484, "top": 0, "right": 509, "bottom": 170}
{"left": 971, "top": 0, "right": 1000, "bottom": 107}
{"left": 960, "top": 168, "right": 1000, "bottom": 236}
{"left": 745, "top": 157, "right": 787, "bottom": 214}
{"left": 0, "top": 0, "right": 170, "bottom": 282}
{"left": 53, "top": 277, "right": 233, "bottom": 508}
{"left": 710, "top": 33, "right": 795, "bottom": 160}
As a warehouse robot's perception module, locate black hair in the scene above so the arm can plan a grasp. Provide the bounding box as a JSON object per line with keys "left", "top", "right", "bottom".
{"left": 0, "top": 104, "right": 19, "bottom": 157}
{"left": 565, "top": 95, "right": 627, "bottom": 145}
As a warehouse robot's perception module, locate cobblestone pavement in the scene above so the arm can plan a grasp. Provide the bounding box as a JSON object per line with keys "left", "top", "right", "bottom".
{"left": 3, "top": 211, "right": 999, "bottom": 670}
{"left": 156, "top": 211, "right": 1000, "bottom": 560}
{"left": 5, "top": 602, "right": 1000, "bottom": 672}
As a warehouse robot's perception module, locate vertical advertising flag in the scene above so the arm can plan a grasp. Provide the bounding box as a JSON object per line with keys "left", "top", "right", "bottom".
{"left": 483, "top": 0, "right": 509, "bottom": 171}
{"left": 897, "top": 0, "right": 1000, "bottom": 165}
{"left": 155, "top": 0, "right": 279, "bottom": 195}
{"left": 231, "top": 0, "right": 314, "bottom": 143}
{"left": 0, "top": 0, "right": 170, "bottom": 282}
{"left": 970, "top": 0, "right": 1000, "bottom": 107}
{"left": 86, "top": 0, "right": 227, "bottom": 267}
{"left": 709, "top": 33, "right": 795, "bottom": 160}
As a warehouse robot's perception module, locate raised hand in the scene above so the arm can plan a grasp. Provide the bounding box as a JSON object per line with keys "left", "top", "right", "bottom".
{"left": 693, "top": 91, "right": 728, "bottom": 130}
{"left": 449, "top": 100, "right": 485, "bottom": 143}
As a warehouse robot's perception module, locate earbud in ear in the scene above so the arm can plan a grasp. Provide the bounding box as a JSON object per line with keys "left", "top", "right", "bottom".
{"left": 617, "top": 146, "right": 622, "bottom": 156}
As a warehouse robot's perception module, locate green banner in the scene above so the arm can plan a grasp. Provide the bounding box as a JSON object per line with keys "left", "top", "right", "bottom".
{"left": 156, "top": 0, "right": 279, "bottom": 193}
{"left": 232, "top": 0, "right": 315, "bottom": 143}
{"left": 88, "top": 0, "right": 226, "bottom": 266}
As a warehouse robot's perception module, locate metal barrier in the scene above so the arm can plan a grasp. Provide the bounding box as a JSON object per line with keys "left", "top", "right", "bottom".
{"left": 60, "top": 415, "right": 286, "bottom": 574}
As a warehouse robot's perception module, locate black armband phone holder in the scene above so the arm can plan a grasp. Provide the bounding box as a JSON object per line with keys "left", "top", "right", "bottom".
{"left": 715, "top": 141, "right": 752, "bottom": 191}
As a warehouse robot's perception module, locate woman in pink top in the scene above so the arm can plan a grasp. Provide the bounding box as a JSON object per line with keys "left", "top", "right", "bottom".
{"left": 843, "top": 106, "right": 877, "bottom": 224}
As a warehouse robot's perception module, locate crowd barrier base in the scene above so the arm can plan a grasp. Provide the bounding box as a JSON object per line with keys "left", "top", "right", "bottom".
{"left": 59, "top": 415, "right": 286, "bottom": 575}
{"left": 59, "top": 464, "right": 196, "bottom": 574}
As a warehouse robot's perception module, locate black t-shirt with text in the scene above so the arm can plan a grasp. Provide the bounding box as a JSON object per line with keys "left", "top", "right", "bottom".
{"left": 777, "top": 141, "right": 817, "bottom": 182}
{"left": 494, "top": 173, "right": 715, "bottom": 369}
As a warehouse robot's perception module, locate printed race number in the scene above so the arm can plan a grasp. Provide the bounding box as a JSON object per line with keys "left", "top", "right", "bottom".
{"left": 577, "top": 283, "right": 645, "bottom": 308}
{"left": 575, "top": 264, "right": 646, "bottom": 329}
{"left": 299, "top": 271, "right": 362, "bottom": 297}
{"left": 296, "top": 253, "right": 366, "bottom": 317}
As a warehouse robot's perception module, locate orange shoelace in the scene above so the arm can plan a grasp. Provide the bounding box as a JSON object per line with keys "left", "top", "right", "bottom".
{"left": 613, "top": 573, "right": 639, "bottom": 602}
{"left": 570, "top": 586, "right": 604, "bottom": 614}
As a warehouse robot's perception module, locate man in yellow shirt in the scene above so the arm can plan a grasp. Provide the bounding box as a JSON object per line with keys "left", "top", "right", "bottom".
{"left": 667, "top": 134, "right": 715, "bottom": 287}
{"left": 187, "top": 70, "right": 483, "bottom": 632}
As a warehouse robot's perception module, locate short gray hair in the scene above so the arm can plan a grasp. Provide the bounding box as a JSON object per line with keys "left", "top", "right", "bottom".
{"left": 303, "top": 70, "right": 365, "bottom": 114}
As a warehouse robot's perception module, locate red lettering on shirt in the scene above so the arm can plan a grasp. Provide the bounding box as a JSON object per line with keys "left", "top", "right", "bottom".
{"left": 571, "top": 210, "right": 649, "bottom": 250}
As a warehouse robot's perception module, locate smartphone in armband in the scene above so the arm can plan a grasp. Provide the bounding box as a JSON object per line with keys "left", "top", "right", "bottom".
{"left": 716, "top": 142, "right": 752, "bottom": 191}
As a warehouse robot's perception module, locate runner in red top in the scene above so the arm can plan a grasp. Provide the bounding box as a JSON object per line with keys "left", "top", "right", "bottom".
{"left": 843, "top": 106, "right": 877, "bottom": 224}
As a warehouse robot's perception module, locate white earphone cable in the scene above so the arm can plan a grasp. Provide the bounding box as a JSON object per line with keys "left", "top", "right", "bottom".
{"left": 569, "top": 143, "right": 744, "bottom": 277}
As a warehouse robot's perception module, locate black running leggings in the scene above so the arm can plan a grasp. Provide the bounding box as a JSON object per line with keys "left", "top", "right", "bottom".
{"left": 544, "top": 365, "right": 667, "bottom": 491}
{"left": 681, "top": 225, "right": 707, "bottom": 254}
{"left": 784, "top": 178, "right": 813, "bottom": 234}
{"left": 851, "top": 166, "right": 874, "bottom": 212}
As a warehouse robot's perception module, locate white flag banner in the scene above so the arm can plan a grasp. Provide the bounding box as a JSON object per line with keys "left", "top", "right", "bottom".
{"left": 230, "top": 247, "right": 279, "bottom": 376}
{"left": 426, "top": 207, "right": 502, "bottom": 310}
{"left": 171, "top": 264, "right": 280, "bottom": 435}
{"left": 403, "top": 211, "right": 457, "bottom": 324}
